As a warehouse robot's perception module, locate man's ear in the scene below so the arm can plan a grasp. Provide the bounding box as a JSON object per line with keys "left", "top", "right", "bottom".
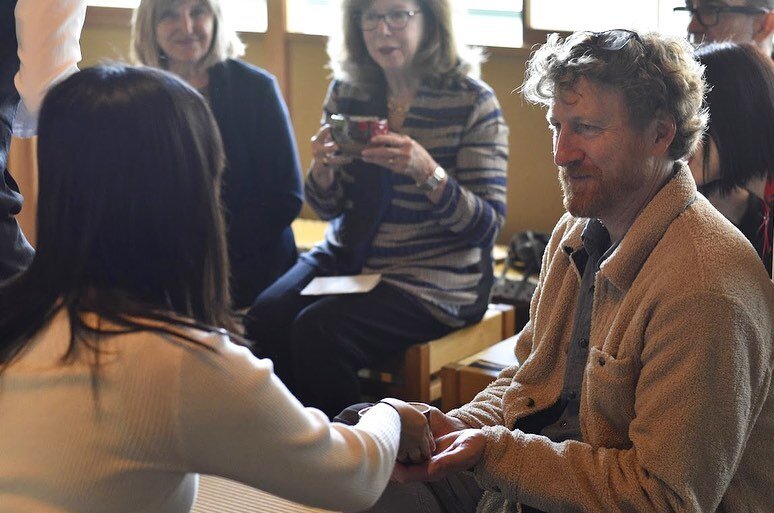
{"left": 753, "top": 12, "right": 774, "bottom": 45}
{"left": 650, "top": 111, "right": 676, "bottom": 157}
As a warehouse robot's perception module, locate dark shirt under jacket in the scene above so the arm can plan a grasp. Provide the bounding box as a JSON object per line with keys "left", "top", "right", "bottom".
{"left": 0, "top": 0, "right": 34, "bottom": 282}
{"left": 517, "top": 219, "right": 612, "bottom": 513}
{"left": 515, "top": 219, "right": 613, "bottom": 442}
{"left": 206, "top": 59, "right": 303, "bottom": 309}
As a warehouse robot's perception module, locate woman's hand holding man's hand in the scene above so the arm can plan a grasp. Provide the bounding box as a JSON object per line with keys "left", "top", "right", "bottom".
{"left": 378, "top": 398, "right": 435, "bottom": 465}
{"left": 391, "top": 406, "right": 487, "bottom": 483}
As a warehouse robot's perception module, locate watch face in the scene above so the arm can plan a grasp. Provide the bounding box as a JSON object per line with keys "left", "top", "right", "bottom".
{"left": 417, "top": 166, "right": 446, "bottom": 191}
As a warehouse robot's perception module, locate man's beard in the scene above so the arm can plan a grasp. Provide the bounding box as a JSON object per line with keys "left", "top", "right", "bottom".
{"left": 558, "top": 164, "right": 607, "bottom": 219}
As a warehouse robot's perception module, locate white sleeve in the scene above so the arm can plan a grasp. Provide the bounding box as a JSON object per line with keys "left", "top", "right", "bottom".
{"left": 176, "top": 334, "right": 400, "bottom": 513}
{"left": 13, "top": 0, "right": 86, "bottom": 137}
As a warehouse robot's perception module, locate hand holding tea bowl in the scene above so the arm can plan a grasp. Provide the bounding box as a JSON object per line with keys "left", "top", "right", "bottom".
{"left": 361, "top": 131, "right": 440, "bottom": 186}
{"left": 309, "top": 124, "right": 354, "bottom": 190}
{"left": 310, "top": 116, "right": 441, "bottom": 196}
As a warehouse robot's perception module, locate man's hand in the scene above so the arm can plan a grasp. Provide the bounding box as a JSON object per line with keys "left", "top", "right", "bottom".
{"left": 428, "top": 407, "right": 470, "bottom": 437}
{"left": 392, "top": 429, "right": 487, "bottom": 483}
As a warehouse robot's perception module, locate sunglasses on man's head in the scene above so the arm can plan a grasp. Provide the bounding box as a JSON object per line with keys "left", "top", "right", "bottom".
{"left": 589, "top": 29, "right": 645, "bottom": 51}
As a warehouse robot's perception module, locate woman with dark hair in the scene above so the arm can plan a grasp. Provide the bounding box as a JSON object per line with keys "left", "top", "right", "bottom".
{"left": 690, "top": 42, "right": 774, "bottom": 275}
{"left": 131, "top": 0, "right": 303, "bottom": 308}
{"left": 0, "top": 64, "right": 431, "bottom": 513}
{"left": 245, "top": 0, "right": 509, "bottom": 418}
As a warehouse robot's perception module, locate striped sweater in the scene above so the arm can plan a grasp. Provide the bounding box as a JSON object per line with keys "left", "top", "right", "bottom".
{"left": 305, "top": 76, "right": 509, "bottom": 327}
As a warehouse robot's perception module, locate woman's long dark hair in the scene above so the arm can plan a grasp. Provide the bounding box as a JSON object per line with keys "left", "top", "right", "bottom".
{"left": 0, "top": 64, "right": 238, "bottom": 369}
{"left": 695, "top": 42, "right": 774, "bottom": 195}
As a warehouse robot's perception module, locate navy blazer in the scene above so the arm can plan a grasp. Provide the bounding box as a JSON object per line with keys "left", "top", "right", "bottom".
{"left": 207, "top": 59, "right": 303, "bottom": 308}
{"left": 0, "top": 0, "right": 34, "bottom": 281}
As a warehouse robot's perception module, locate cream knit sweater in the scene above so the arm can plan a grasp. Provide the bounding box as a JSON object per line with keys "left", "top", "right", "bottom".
{"left": 451, "top": 165, "right": 774, "bottom": 513}
{"left": 0, "top": 312, "right": 400, "bottom": 512}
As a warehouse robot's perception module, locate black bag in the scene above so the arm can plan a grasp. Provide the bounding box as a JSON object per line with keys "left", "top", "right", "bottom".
{"left": 490, "top": 231, "right": 549, "bottom": 304}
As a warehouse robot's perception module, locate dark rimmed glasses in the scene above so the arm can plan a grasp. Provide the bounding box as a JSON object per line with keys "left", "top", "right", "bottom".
{"left": 588, "top": 29, "right": 645, "bottom": 52}
{"left": 674, "top": 2, "right": 771, "bottom": 27}
{"left": 358, "top": 9, "right": 421, "bottom": 31}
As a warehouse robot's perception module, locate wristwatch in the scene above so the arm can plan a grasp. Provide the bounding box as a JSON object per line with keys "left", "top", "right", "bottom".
{"left": 416, "top": 165, "right": 447, "bottom": 192}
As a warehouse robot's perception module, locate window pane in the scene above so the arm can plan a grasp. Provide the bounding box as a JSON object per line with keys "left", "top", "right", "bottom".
{"left": 86, "top": 0, "right": 267, "bottom": 32}
{"left": 286, "top": 0, "right": 335, "bottom": 36}
{"left": 527, "top": 0, "right": 688, "bottom": 36}
{"left": 286, "top": 0, "right": 524, "bottom": 48}
{"left": 461, "top": 0, "right": 523, "bottom": 48}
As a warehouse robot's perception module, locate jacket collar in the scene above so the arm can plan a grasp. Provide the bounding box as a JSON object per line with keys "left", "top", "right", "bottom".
{"left": 559, "top": 162, "right": 697, "bottom": 292}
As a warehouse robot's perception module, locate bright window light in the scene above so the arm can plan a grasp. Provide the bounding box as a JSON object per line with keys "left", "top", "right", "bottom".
{"left": 86, "top": 0, "right": 267, "bottom": 32}
{"left": 286, "top": 0, "right": 524, "bottom": 48}
{"left": 526, "top": 0, "right": 689, "bottom": 37}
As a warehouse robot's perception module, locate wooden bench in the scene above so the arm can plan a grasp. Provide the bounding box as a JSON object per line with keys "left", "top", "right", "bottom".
{"left": 440, "top": 335, "right": 520, "bottom": 411}
{"left": 290, "top": 219, "right": 520, "bottom": 404}
{"left": 358, "top": 304, "right": 515, "bottom": 404}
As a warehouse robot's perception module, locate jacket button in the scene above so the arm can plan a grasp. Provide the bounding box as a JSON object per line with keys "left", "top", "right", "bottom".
{"left": 598, "top": 357, "right": 605, "bottom": 366}
{"left": 578, "top": 338, "right": 588, "bottom": 348}
{"left": 526, "top": 398, "right": 535, "bottom": 407}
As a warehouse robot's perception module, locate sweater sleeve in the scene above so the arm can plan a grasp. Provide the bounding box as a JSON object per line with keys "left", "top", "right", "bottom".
{"left": 13, "top": 0, "right": 85, "bottom": 137}
{"left": 430, "top": 86, "right": 509, "bottom": 248}
{"left": 472, "top": 291, "right": 773, "bottom": 513}
{"left": 175, "top": 334, "right": 400, "bottom": 513}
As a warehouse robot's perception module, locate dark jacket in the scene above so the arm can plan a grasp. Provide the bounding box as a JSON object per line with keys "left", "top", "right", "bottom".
{"left": 207, "top": 59, "right": 303, "bottom": 308}
{"left": 0, "top": 0, "right": 34, "bottom": 282}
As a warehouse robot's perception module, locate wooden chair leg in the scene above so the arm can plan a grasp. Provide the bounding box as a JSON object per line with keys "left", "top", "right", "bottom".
{"left": 403, "top": 344, "right": 430, "bottom": 402}
{"left": 441, "top": 363, "right": 463, "bottom": 412}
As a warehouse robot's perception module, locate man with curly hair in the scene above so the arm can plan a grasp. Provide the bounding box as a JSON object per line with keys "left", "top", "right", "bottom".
{"left": 369, "top": 29, "right": 774, "bottom": 513}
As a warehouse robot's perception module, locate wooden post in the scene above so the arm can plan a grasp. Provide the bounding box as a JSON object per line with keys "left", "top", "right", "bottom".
{"left": 264, "top": 0, "right": 290, "bottom": 106}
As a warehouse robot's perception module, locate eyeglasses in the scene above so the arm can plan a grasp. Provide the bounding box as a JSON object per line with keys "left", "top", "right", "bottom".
{"left": 674, "top": 3, "right": 771, "bottom": 27}
{"left": 588, "top": 29, "right": 645, "bottom": 52}
{"left": 358, "top": 9, "right": 421, "bottom": 31}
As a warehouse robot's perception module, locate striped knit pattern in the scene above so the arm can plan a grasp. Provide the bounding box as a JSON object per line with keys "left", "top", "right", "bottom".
{"left": 306, "top": 77, "right": 509, "bottom": 327}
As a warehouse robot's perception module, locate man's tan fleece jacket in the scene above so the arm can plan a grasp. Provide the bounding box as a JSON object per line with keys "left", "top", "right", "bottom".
{"left": 450, "top": 165, "right": 774, "bottom": 513}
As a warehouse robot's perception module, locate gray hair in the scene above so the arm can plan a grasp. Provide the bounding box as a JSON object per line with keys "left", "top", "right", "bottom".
{"left": 522, "top": 31, "right": 708, "bottom": 161}
{"left": 130, "top": 0, "right": 245, "bottom": 70}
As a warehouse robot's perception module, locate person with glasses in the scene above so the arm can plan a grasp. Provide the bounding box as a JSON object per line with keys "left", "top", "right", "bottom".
{"left": 688, "top": 42, "right": 774, "bottom": 276}
{"left": 131, "top": 0, "right": 304, "bottom": 310}
{"left": 244, "top": 0, "right": 508, "bottom": 418}
{"left": 363, "top": 29, "right": 774, "bottom": 513}
{"left": 675, "top": 0, "right": 774, "bottom": 56}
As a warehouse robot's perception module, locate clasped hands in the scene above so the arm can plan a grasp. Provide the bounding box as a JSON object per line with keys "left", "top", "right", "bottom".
{"left": 387, "top": 400, "right": 487, "bottom": 483}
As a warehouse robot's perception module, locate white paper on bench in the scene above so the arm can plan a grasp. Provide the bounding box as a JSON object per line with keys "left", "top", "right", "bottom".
{"left": 300, "top": 274, "right": 381, "bottom": 296}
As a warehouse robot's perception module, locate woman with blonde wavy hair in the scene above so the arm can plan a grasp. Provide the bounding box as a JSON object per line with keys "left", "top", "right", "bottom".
{"left": 132, "top": 0, "right": 304, "bottom": 309}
